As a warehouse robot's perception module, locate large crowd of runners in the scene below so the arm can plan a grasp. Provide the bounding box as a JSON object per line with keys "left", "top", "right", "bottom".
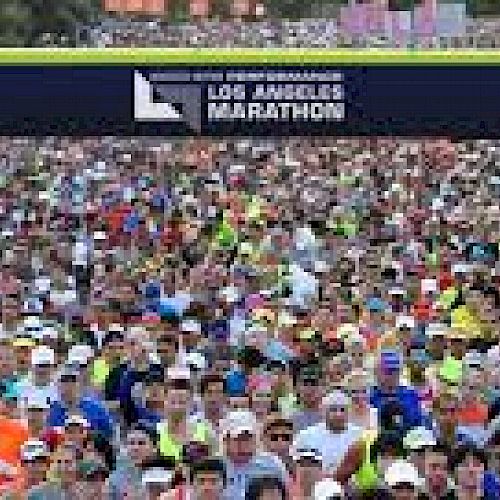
{"left": 0, "top": 136, "right": 499, "bottom": 499}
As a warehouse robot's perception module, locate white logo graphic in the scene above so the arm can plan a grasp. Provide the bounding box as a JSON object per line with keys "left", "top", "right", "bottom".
{"left": 134, "top": 71, "right": 182, "bottom": 121}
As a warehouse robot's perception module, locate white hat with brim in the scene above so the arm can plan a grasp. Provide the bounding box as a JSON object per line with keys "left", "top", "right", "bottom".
{"left": 426, "top": 323, "right": 448, "bottom": 338}
{"left": 221, "top": 410, "right": 258, "bottom": 438}
{"left": 65, "top": 414, "right": 90, "bottom": 428}
{"left": 322, "top": 390, "right": 350, "bottom": 410}
{"left": 291, "top": 447, "right": 323, "bottom": 464}
{"left": 166, "top": 366, "right": 192, "bottom": 381}
{"left": 384, "top": 460, "right": 424, "bottom": 488}
{"left": 403, "top": 426, "right": 437, "bottom": 451}
{"left": 396, "top": 315, "right": 415, "bottom": 330}
{"left": 67, "top": 344, "right": 94, "bottom": 366}
{"left": 181, "top": 319, "right": 202, "bottom": 334}
{"left": 141, "top": 468, "right": 174, "bottom": 485}
{"left": 313, "top": 479, "right": 343, "bottom": 499}
{"left": 31, "top": 345, "right": 55, "bottom": 366}
{"left": 20, "top": 440, "right": 49, "bottom": 462}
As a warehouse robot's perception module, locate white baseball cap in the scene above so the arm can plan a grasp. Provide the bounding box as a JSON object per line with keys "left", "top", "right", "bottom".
{"left": 31, "top": 345, "right": 55, "bottom": 366}
{"left": 166, "top": 365, "right": 191, "bottom": 381}
{"left": 426, "top": 323, "right": 448, "bottom": 338}
{"left": 322, "top": 390, "right": 351, "bottom": 409}
{"left": 65, "top": 414, "right": 90, "bottom": 428}
{"left": 313, "top": 479, "right": 343, "bottom": 499}
{"left": 141, "top": 468, "right": 174, "bottom": 485}
{"left": 384, "top": 460, "right": 423, "bottom": 488}
{"left": 20, "top": 440, "right": 49, "bottom": 462}
{"left": 396, "top": 315, "right": 415, "bottom": 330}
{"left": 403, "top": 426, "right": 437, "bottom": 451}
{"left": 220, "top": 410, "right": 258, "bottom": 438}
{"left": 67, "top": 344, "right": 94, "bottom": 366}
{"left": 180, "top": 319, "right": 202, "bottom": 334}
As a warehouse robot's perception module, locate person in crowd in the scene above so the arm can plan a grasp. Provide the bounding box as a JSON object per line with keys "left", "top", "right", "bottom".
{"left": 220, "top": 409, "right": 287, "bottom": 499}
{"left": 292, "top": 390, "right": 364, "bottom": 483}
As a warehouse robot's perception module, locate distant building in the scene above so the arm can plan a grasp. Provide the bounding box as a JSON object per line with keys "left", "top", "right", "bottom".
{"left": 103, "top": 0, "right": 259, "bottom": 17}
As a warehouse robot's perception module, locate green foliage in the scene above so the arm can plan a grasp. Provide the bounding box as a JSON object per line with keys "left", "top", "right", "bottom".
{"left": 0, "top": 0, "right": 101, "bottom": 46}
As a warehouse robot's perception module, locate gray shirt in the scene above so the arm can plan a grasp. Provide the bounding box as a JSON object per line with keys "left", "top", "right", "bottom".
{"left": 224, "top": 452, "right": 288, "bottom": 500}
{"left": 292, "top": 409, "right": 322, "bottom": 433}
{"left": 27, "top": 482, "right": 75, "bottom": 500}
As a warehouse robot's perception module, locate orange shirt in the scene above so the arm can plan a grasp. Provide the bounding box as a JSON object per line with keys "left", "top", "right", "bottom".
{"left": 457, "top": 402, "right": 488, "bottom": 426}
{"left": 0, "top": 417, "right": 29, "bottom": 466}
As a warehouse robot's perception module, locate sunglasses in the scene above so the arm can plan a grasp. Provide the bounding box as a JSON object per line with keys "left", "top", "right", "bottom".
{"left": 128, "top": 439, "right": 148, "bottom": 446}
{"left": 269, "top": 433, "right": 293, "bottom": 442}
{"left": 349, "top": 389, "right": 368, "bottom": 396}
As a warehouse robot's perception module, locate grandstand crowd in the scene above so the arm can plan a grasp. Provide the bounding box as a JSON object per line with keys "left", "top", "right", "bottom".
{"left": 0, "top": 136, "right": 498, "bottom": 499}
{"left": 77, "top": 16, "right": 500, "bottom": 48}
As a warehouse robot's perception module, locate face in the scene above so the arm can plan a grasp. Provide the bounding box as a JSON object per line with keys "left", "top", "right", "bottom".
{"left": 107, "top": 338, "right": 124, "bottom": 361}
{"left": 265, "top": 424, "right": 293, "bottom": 458}
{"left": 15, "top": 346, "right": 32, "bottom": 373}
{"left": 225, "top": 432, "right": 256, "bottom": 464}
{"left": 24, "top": 458, "right": 48, "bottom": 486}
{"left": 424, "top": 451, "right": 449, "bottom": 493}
{"left": 349, "top": 385, "right": 369, "bottom": 408}
{"left": 298, "top": 381, "right": 322, "bottom": 409}
{"left": 81, "top": 473, "right": 108, "bottom": 499}
{"left": 126, "top": 431, "right": 154, "bottom": 466}
{"left": 348, "top": 344, "right": 365, "bottom": 368}
{"left": 326, "top": 360, "right": 345, "bottom": 386}
{"left": 2, "top": 295, "right": 19, "bottom": 322}
{"left": 428, "top": 336, "right": 446, "bottom": 359}
{"left": 436, "top": 399, "right": 458, "bottom": 429}
{"left": 203, "top": 381, "right": 225, "bottom": 410}
{"left": 53, "top": 447, "right": 78, "bottom": 480}
{"left": 165, "top": 388, "right": 190, "bottom": 416}
{"left": 228, "top": 396, "right": 250, "bottom": 411}
{"left": 157, "top": 335, "right": 178, "bottom": 365}
{"left": 60, "top": 377, "right": 81, "bottom": 403}
{"left": 258, "top": 488, "right": 283, "bottom": 500}
{"left": 193, "top": 471, "right": 224, "bottom": 500}
{"left": 378, "top": 367, "right": 399, "bottom": 393}
{"left": 455, "top": 455, "right": 484, "bottom": 493}
{"left": 251, "top": 391, "right": 273, "bottom": 416}
{"left": 390, "top": 484, "right": 417, "bottom": 500}
{"left": 33, "top": 364, "right": 53, "bottom": 385}
{"left": 294, "top": 459, "right": 323, "bottom": 490}
{"left": 489, "top": 443, "right": 500, "bottom": 474}
{"left": 450, "top": 338, "right": 467, "bottom": 359}
{"left": 325, "top": 404, "right": 348, "bottom": 431}
{"left": 0, "top": 345, "right": 14, "bottom": 377}
{"left": 145, "top": 383, "right": 166, "bottom": 412}
{"left": 27, "top": 407, "right": 47, "bottom": 434}
{"left": 461, "top": 369, "right": 484, "bottom": 401}
{"left": 65, "top": 424, "right": 88, "bottom": 447}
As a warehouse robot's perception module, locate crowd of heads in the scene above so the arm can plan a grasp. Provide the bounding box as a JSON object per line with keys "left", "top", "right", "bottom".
{"left": 0, "top": 136, "right": 499, "bottom": 499}
{"left": 76, "top": 16, "right": 500, "bottom": 48}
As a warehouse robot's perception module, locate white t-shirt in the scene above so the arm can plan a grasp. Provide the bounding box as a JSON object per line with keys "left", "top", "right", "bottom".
{"left": 16, "top": 374, "right": 59, "bottom": 408}
{"left": 292, "top": 422, "right": 363, "bottom": 473}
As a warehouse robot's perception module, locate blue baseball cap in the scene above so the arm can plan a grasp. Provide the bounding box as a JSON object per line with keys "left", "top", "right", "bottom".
{"left": 380, "top": 349, "right": 401, "bottom": 373}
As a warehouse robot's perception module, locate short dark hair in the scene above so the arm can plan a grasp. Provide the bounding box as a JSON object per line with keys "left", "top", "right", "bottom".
{"left": 166, "top": 377, "right": 191, "bottom": 392}
{"left": 200, "top": 373, "right": 224, "bottom": 395}
{"left": 451, "top": 444, "right": 488, "bottom": 471}
{"left": 190, "top": 458, "right": 226, "bottom": 485}
{"left": 489, "top": 428, "right": 500, "bottom": 446}
{"left": 245, "top": 475, "right": 288, "bottom": 500}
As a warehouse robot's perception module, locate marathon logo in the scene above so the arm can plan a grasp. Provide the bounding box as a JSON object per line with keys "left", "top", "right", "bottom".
{"left": 133, "top": 71, "right": 202, "bottom": 132}
{"left": 207, "top": 82, "right": 345, "bottom": 122}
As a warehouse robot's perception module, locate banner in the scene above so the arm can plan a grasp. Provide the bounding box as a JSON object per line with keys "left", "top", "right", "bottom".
{"left": 0, "top": 64, "right": 499, "bottom": 136}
